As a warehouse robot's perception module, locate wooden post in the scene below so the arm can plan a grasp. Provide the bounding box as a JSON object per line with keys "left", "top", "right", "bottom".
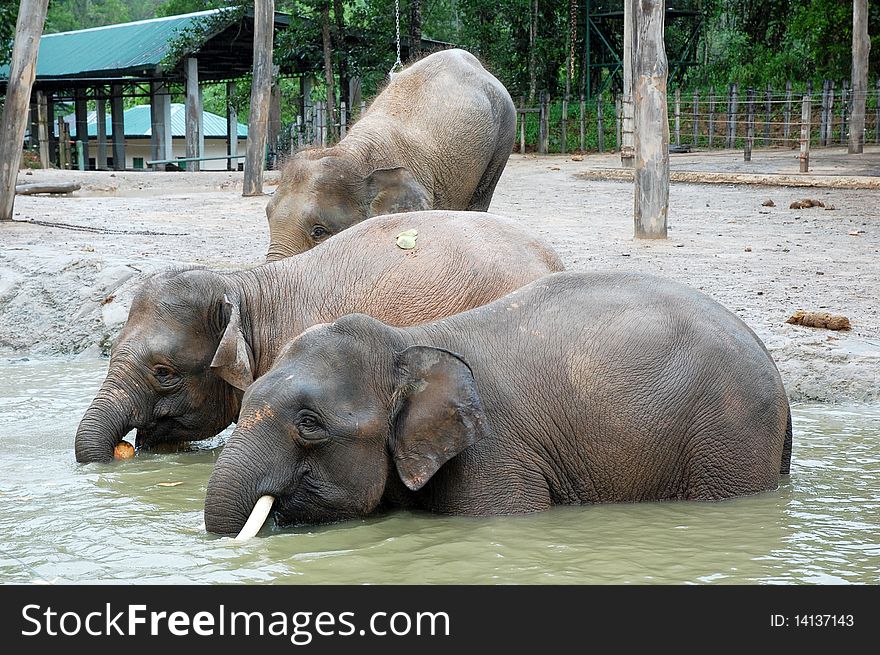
{"left": 615, "top": 96, "right": 622, "bottom": 151}
{"left": 340, "top": 102, "right": 347, "bottom": 139}
{"left": 110, "top": 83, "right": 125, "bottom": 171}
{"left": 708, "top": 93, "right": 715, "bottom": 148}
{"left": 57, "top": 117, "right": 69, "bottom": 169}
{"left": 764, "top": 84, "right": 772, "bottom": 146}
{"left": 819, "top": 79, "right": 830, "bottom": 146}
{"left": 799, "top": 95, "right": 811, "bottom": 172}
{"left": 597, "top": 95, "right": 604, "bottom": 152}
{"left": 360, "top": 101, "right": 366, "bottom": 117}
{"left": 184, "top": 57, "right": 201, "bottom": 172}
{"left": 538, "top": 91, "right": 548, "bottom": 154}
{"left": 561, "top": 97, "right": 568, "bottom": 154}
{"left": 46, "top": 92, "right": 56, "bottom": 165}
{"left": 150, "top": 80, "right": 169, "bottom": 172}
{"left": 847, "top": 0, "right": 868, "bottom": 155}
{"left": 0, "top": 0, "right": 50, "bottom": 220}
{"left": 74, "top": 88, "right": 88, "bottom": 170}
{"left": 825, "top": 81, "right": 835, "bottom": 146}
{"left": 580, "top": 96, "right": 586, "bottom": 152}
{"left": 692, "top": 89, "right": 699, "bottom": 146}
{"left": 726, "top": 83, "right": 737, "bottom": 148}
{"left": 876, "top": 78, "right": 880, "bottom": 145}
{"left": 519, "top": 96, "right": 525, "bottom": 154}
{"left": 36, "top": 90, "right": 49, "bottom": 168}
{"left": 744, "top": 88, "right": 755, "bottom": 162}
{"left": 673, "top": 87, "right": 680, "bottom": 146}
{"left": 95, "top": 89, "right": 107, "bottom": 170}
{"left": 268, "top": 65, "right": 282, "bottom": 152}
{"left": 783, "top": 80, "right": 792, "bottom": 146}
{"left": 243, "top": 0, "right": 274, "bottom": 195}
{"left": 620, "top": 0, "right": 634, "bottom": 167}
{"left": 296, "top": 115, "right": 303, "bottom": 150}
{"left": 840, "top": 80, "right": 849, "bottom": 145}
{"left": 632, "top": 0, "right": 669, "bottom": 239}
{"left": 226, "top": 81, "right": 238, "bottom": 171}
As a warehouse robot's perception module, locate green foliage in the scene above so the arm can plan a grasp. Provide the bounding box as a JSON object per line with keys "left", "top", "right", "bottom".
{"left": 159, "top": 3, "right": 247, "bottom": 70}
{"left": 0, "top": 0, "right": 17, "bottom": 67}
{"left": 690, "top": 0, "right": 880, "bottom": 87}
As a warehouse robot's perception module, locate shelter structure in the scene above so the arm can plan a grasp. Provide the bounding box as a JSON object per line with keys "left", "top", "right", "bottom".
{"left": 0, "top": 8, "right": 299, "bottom": 171}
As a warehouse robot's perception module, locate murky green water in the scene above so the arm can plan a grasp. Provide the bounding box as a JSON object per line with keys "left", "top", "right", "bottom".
{"left": 1, "top": 358, "right": 878, "bottom": 584}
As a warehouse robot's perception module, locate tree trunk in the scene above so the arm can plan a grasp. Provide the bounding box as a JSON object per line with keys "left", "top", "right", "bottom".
{"left": 528, "top": 0, "right": 537, "bottom": 104}
{"left": 632, "top": 0, "right": 669, "bottom": 239}
{"left": 321, "top": 2, "right": 338, "bottom": 142}
{"left": 848, "top": 0, "right": 870, "bottom": 154}
{"left": 0, "top": 0, "right": 50, "bottom": 221}
{"left": 409, "top": 0, "right": 422, "bottom": 61}
{"left": 332, "top": 0, "right": 348, "bottom": 107}
{"left": 243, "top": 0, "right": 274, "bottom": 196}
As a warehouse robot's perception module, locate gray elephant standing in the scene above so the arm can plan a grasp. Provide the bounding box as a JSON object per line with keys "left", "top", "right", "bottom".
{"left": 74, "top": 211, "right": 562, "bottom": 463}
{"left": 265, "top": 48, "right": 516, "bottom": 260}
{"left": 205, "top": 272, "right": 793, "bottom": 536}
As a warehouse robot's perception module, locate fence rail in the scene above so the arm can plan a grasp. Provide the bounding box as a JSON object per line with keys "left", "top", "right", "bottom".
{"left": 268, "top": 80, "right": 880, "bottom": 168}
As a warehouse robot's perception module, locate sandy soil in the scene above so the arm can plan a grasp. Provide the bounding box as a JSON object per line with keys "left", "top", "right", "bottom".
{"left": 1, "top": 153, "right": 878, "bottom": 403}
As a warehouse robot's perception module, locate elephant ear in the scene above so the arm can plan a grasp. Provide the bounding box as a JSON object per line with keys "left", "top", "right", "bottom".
{"left": 391, "top": 346, "right": 488, "bottom": 491}
{"left": 209, "top": 294, "right": 255, "bottom": 391}
{"left": 366, "top": 167, "right": 432, "bottom": 216}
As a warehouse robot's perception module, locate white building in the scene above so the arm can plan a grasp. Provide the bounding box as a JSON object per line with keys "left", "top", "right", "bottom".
{"left": 65, "top": 103, "right": 247, "bottom": 171}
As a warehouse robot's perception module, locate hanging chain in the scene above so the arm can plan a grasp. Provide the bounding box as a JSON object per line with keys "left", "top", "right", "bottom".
{"left": 390, "top": 0, "right": 403, "bottom": 78}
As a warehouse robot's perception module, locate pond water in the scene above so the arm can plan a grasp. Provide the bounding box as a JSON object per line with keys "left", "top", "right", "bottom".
{"left": 1, "top": 358, "right": 878, "bottom": 584}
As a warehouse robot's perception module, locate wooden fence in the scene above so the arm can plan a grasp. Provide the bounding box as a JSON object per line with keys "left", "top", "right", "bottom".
{"left": 514, "top": 79, "right": 880, "bottom": 156}
{"left": 269, "top": 79, "right": 880, "bottom": 168}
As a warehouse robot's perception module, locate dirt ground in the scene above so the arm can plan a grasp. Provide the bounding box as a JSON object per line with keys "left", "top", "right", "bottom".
{"left": 1, "top": 151, "right": 878, "bottom": 403}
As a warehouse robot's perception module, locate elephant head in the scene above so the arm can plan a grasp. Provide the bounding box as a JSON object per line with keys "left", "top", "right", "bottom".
{"left": 75, "top": 269, "right": 257, "bottom": 463}
{"left": 265, "top": 154, "right": 432, "bottom": 261}
{"left": 203, "top": 314, "right": 487, "bottom": 537}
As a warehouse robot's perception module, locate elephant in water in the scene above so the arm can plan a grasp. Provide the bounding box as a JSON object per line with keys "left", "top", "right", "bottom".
{"left": 204, "top": 272, "right": 793, "bottom": 538}
{"left": 74, "top": 211, "right": 563, "bottom": 463}
{"left": 265, "top": 48, "right": 516, "bottom": 260}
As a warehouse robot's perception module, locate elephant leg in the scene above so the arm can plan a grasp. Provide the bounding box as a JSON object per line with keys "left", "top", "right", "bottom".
{"left": 467, "top": 146, "right": 510, "bottom": 211}
{"left": 779, "top": 409, "right": 792, "bottom": 475}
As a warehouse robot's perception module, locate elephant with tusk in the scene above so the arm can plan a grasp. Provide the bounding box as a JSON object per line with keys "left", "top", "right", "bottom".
{"left": 74, "top": 211, "right": 563, "bottom": 463}
{"left": 264, "top": 48, "right": 516, "bottom": 261}
{"left": 204, "top": 272, "right": 793, "bottom": 539}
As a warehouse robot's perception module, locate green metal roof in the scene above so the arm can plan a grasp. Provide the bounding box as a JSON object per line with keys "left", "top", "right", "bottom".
{"left": 1, "top": 9, "right": 224, "bottom": 80}
{"left": 64, "top": 103, "right": 247, "bottom": 138}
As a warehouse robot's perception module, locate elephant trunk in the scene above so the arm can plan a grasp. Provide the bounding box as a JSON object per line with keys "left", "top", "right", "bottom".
{"left": 204, "top": 424, "right": 289, "bottom": 536}
{"left": 265, "top": 234, "right": 311, "bottom": 262}
{"left": 75, "top": 378, "right": 136, "bottom": 463}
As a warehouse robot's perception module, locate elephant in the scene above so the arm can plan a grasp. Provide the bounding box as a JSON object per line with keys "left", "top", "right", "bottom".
{"left": 74, "top": 211, "right": 563, "bottom": 463}
{"left": 204, "top": 271, "right": 793, "bottom": 538}
{"left": 264, "top": 48, "right": 516, "bottom": 260}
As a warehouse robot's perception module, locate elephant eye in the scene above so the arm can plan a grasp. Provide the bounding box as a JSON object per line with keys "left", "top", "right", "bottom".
{"left": 296, "top": 411, "right": 327, "bottom": 442}
{"left": 153, "top": 365, "right": 178, "bottom": 386}
{"left": 310, "top": 225, "right": 330, "bottom": 240}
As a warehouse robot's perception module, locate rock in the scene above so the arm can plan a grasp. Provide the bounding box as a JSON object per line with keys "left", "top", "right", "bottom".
{"left": 744, "top": 247, "right": 752, "bottom": 252}
{"left": 761, "top": 199, "right": 775, "bottom": 207}
{"left": 824, "top": 204, "right": 836, "bottom": 210}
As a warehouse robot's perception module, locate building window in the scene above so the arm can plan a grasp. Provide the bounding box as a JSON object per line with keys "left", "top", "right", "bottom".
{"left": 133, "top": 157, "right": 144, "bottom": 169}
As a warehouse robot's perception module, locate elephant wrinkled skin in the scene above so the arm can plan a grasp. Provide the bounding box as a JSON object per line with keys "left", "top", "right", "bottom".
{"left": 205, "top": 272, "right": 793, "bottom": 536}
{"left": 74, "top": 211, "right": 563, "bottom": 463}
{"left": 265, "top": 49, "right": 516, "bottom": 260}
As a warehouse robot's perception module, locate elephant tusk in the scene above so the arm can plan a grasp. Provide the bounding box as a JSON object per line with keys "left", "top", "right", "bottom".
{"left": 234, "top": 495, "right": 275, "bottom": 541}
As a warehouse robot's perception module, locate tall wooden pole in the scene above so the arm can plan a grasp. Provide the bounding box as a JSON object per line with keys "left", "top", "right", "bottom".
{"left": 620, "top": 0, "right": 635, "bottom": 168}
{"left": 0, "top": 0, "right": 49, "bottom": 221}
{"left": 184, "top": 57, "right": 201, "bottom": 172}
{"left": 243, "top": 0, "right": 274, "bottom": 196}
{"left": 632, "top": 0, "right": 669, "bottom": 239}
{"left": 849, "top": 0, "right": 870, "bottom": 154}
